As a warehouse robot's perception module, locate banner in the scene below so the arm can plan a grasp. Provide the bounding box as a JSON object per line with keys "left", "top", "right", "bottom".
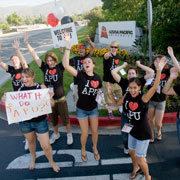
{"left": 50, "top": 22, "right": 78, "bottom": 48}
{"left": 5, "top": 89, "right": 52, "bottom": 124}
{"left": 98, "top": 21, "right": 136, "bottom": 47}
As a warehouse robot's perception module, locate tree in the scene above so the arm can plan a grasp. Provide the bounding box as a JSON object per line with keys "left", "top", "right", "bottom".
{"left": 7, "top": 12, "right": 22, "bottom": 26}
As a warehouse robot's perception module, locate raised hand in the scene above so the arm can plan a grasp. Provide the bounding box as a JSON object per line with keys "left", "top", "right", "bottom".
{"left": 24, "top": 32, "right": 29, "bottom": 45}
{"left": 167, "top": 46, "right": 174, "bottom": 57}
{"left": 136, "top": 60, "right": 141, "bottom": 66}
{"left": 12, "top": 39, "right": 20, "bottom": 51}
{"left": 62, "top": 32, "right": 71, "bottom": 48}
{"left": 123, "top": 62, "right": 128, "bottom": 67}
{"left": 154, "top": 57, "right": 167, "bottom": 71}
{"left": 170, "top": 67, "right": 179, "bottom": 80}
{"left": 86, "top": 36, "right": 91, "bottom": 42}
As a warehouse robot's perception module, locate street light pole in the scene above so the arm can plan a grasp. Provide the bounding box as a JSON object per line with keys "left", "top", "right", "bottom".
{"left": 147, "top": 0, "right": 152, "bottom": 64}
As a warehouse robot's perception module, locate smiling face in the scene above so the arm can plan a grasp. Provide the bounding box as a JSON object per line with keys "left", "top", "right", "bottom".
{"left": 110, "top": 41, "right": 119, "bottom": 55}
{"left": 83, "top": 57, "right": 95, "bottom": 73}
{"left": 21, "top": 73, "right": 34, "bottom": 87}
{"left": 128, "top": 81, "right": 141, "bottom": 98}
{"left": 127, "top": 69, "right": 137, "bottom": 80}
{"left": 79, "top": 46, "right": 86, "bottom": 57}
{"left": 46, "top": 56, "right": 56, "bottom": 68}
{"left": 10, "top": 55, "right": 21, "bottom": 69}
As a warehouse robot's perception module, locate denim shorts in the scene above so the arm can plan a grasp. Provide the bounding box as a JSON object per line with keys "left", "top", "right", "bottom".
{"left": 128, "top": 134, "right": 150, "bottom": 157}
{"left": 76, "top": 107, "right": 99, "bottom": 120}
{"left": 148, "top": 100, "right": 166, "bottom": 110}
{"left": 19, "top": 118, "right": 49, "bottom": 134}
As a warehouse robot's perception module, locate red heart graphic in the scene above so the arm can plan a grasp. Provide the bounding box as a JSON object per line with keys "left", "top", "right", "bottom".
{"left": 114, "top": 59, "right": 119, "bottom": 65}
{"left": 15, "top": 73, "right": 21, "bottom": 80}
{"left": 80, "top": 59, "right": 84, "bottom": 64}
{"left": 90, "top": 80, "right": 99, "bottom": 88}
{"left": 129, "top": 102, "right": 139, "bottom": 111}
{"left": 49, "top": 69, "right": 56, "bottom": 75}
{"left": 160, "top": 73, "right": 166, "bottom": 80}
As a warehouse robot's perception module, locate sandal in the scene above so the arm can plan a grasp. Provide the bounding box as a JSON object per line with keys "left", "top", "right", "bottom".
{"left": 129, "top": 168, "right": 142, "bottom": 179}
{"left": 150, "top": 138, "right": 155, "bottom": 143}
{"left": 81, "top": 153, "right": 88, "bottom": 162}
{"left": 156, "top": 134, "right": 162, "bottom": 141}
{"left": 94, "top": 152, "right": 100, "bottom": 161}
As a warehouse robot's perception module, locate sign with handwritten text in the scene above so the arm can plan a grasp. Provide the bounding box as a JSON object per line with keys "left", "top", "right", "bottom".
{"left": 50, "top": 22, "right": 78, "bottom": 48}
{"left": 5, "top": 89, "right": 52, "bottom": 124}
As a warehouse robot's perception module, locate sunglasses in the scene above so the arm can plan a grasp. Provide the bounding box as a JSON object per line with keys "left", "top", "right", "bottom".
{"left": 111, "top": 46, "right": 118, "bottom": 49}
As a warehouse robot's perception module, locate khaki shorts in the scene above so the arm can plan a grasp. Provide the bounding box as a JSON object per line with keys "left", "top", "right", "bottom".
{"left": 102, "top": 81, "right": 122, "bottom": 105}
{"left": 49, "top": 96, "right": 70, "bottom": 126}
{"left": 148, "top": 100, "right": 166, "bottom": 111}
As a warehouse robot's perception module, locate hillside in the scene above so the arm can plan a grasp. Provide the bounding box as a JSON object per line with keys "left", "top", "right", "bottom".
{"left": 0, "top": 0, "right": 102, "bottom": 19}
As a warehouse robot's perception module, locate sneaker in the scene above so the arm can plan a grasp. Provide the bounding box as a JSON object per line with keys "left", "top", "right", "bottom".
{"left": 24, "top": 139, "right": 29, "bottom": 150}
{"left": 108, "top": 112, "right": 114, "bottom": 120}
{"left": 49, "top": 132, "right": 60, "bottom": 144}
{"left": 124, "top": 148, "right": 129, "bottom": 154}
{"left": 67, "top": 133, "right": 73, "bottom": 145}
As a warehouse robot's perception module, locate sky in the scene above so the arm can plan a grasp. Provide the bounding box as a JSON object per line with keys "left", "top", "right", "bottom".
{"left": 0, "top": 0, "right": 54, "bottom": 7}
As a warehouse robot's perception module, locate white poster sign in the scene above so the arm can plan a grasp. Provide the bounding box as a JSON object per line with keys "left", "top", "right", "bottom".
{"left": 50, "top": 22, "right": 78, "bottom": 48}
{"left": 5, "top": 89, "right": 52, "bottom": 124}
{"left": 98, "top": 21, "right": 136, "bottom": 47}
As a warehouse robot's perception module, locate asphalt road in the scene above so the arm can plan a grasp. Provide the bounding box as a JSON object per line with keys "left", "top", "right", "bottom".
{"left": 0, "top": 118, "right": 180, "bottom": 180}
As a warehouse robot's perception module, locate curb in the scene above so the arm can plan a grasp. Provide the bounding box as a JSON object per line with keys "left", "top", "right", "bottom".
{"left": 0, "top": 100, "right": 177, "bottom": 126}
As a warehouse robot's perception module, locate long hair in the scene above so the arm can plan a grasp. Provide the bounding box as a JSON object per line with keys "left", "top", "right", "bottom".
{"left": 44, "top": 52, "right": 58, "bottom": 64}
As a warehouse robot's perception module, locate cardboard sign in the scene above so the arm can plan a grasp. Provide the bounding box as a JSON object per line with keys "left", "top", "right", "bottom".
{"left": 5, "top": 89, "right": 52, "bottom": 124}
{"left": 50, "top": 22, "right": 78, "bottom": 48}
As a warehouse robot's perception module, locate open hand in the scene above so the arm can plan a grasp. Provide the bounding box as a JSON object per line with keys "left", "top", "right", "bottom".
{"left": 154, "top": 57, "right": 167, "bottom": 71}
{"left": 12, "top": 39, "right": 20, "bottom": 51}
{"left": 170, "top": 67, "right": 179, "bottom": 80}
{"left": 167, "top": 46, "right": 174, "bottom": 57}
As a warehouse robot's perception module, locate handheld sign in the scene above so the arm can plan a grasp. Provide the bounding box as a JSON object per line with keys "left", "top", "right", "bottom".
{"left": 50, "top": 22, "right": 78, "bottom": 48}
{"left": 5, "top": 89, "right": 52, "bottom": 124}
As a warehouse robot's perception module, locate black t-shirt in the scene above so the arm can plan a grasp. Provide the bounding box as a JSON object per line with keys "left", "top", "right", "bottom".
{"left": 148, "top": 68, "right": 170, "bottom": 102}
{"left": 76, "top": 71, "right": 102, "bottom": 111}
{"left": 7, "top": 65, "right": 23, "bottom": 91}
{"left": 103, "top": 54, "right": 120, "bottom": 83}
{"left": 173, "top": 84, "right": 180, "bottom": 118}
{"left": 20, "top": 83, "right": 46, "bottom": 122}
{"left": 123, "top": 93, "right": 152, "bottom": 140}
{"left": 70, "top": 54, "right": 89, "bottom": 84}
{"left": 118, "top": 77, "right": 146, "bottom": 95}
{"left": 40, "top": 61, "right": 65, "bottom": 100}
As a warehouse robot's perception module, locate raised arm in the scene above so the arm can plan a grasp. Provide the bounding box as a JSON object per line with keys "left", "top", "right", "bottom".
{"left": 142, "top": 58, "right": 166, "bottom": 103}
{"left": 0, "top": 41, "right": 8, "bottom": 71}
{"left": 111, "top": 62, "right": 128, "bottom": 83}
{"left": 86, "top": 36, "right": 95, "bottom": 56}
{"left": 136, "top": 60, "right": 154, "bottom": 80}
{"left": 24, "top": 32, "right": 42, "bottom": 67}
{"left": 62, "top": 32, "right": 77, "bottom": 77}
{"left": 162, "top": 67, "right": 179, "bottom": 95}
{"left": 168, "top": 46, "right": 180, "bottom": 71}
{"left": 12, "top": 39, "right": 28, "bottom": 69}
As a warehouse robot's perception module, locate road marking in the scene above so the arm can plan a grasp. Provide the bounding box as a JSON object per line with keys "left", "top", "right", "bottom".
{"left": 101, "top": 157, "right": 132, "bottom": 165}
{"left": 113, "top": 173, "right": 145, "bottom": 180}
{"left": 37, "top": 175, "right": 110, "bottom": 180}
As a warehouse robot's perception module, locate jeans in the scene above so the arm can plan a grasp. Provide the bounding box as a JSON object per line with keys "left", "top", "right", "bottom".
{"left": 121, "top": 113, "right": 128, "bottom": 149}
{"left": 177, "top": 117, "right": 180, "bottom": 144}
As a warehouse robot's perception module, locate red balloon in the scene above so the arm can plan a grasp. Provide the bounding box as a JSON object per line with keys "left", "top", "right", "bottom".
{"left": 47, "top": 13, "right": 59, "bottom": 27}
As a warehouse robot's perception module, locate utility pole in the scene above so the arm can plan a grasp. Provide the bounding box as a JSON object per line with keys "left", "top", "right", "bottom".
{"left": 147, "top": 0, "right": 152, "bottom": 64}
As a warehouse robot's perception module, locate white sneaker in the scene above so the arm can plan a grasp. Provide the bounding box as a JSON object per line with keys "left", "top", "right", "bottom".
{"left": 67, "top": 133, "right": 73, "bottom": 145}
{"left": 24, "top": 139, "right": 29, "bottom": 150}
{"left": 49, "top": 132, "right": 60, "bottom": 144}
{"left": 124, "top": 148, "right": 129, "bottom": 154}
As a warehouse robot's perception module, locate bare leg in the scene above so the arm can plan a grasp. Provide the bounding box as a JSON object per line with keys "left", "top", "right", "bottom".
{"left": 24, "top": 131, "right": 36, "bottom": 170}
{"left": 37, "top": 132, "right": 60, "bottom": 172}
{"left": 78, "top": 118, "right": 89, "bottom": 158}
{"left": 129, "top": 149, "right": 139, "bottom": 178}
{"left": 148, "top": 108, "right": 155, "bottom": 141}
{"left": 66, "top": 122, "right": 71, "bottom": 134}
{"left": 89, "top": 116, "right": 100, "bottom": 160}
{"left": 136, "top": 156, "right": 151, "bottom": 180}
{"left": 155, "top": 109, "right": 165, "bottom": 139}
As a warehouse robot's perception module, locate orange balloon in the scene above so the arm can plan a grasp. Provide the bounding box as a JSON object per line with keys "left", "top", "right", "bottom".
{"left": 47, "top": 13, "right": 59, "bottom": 27}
